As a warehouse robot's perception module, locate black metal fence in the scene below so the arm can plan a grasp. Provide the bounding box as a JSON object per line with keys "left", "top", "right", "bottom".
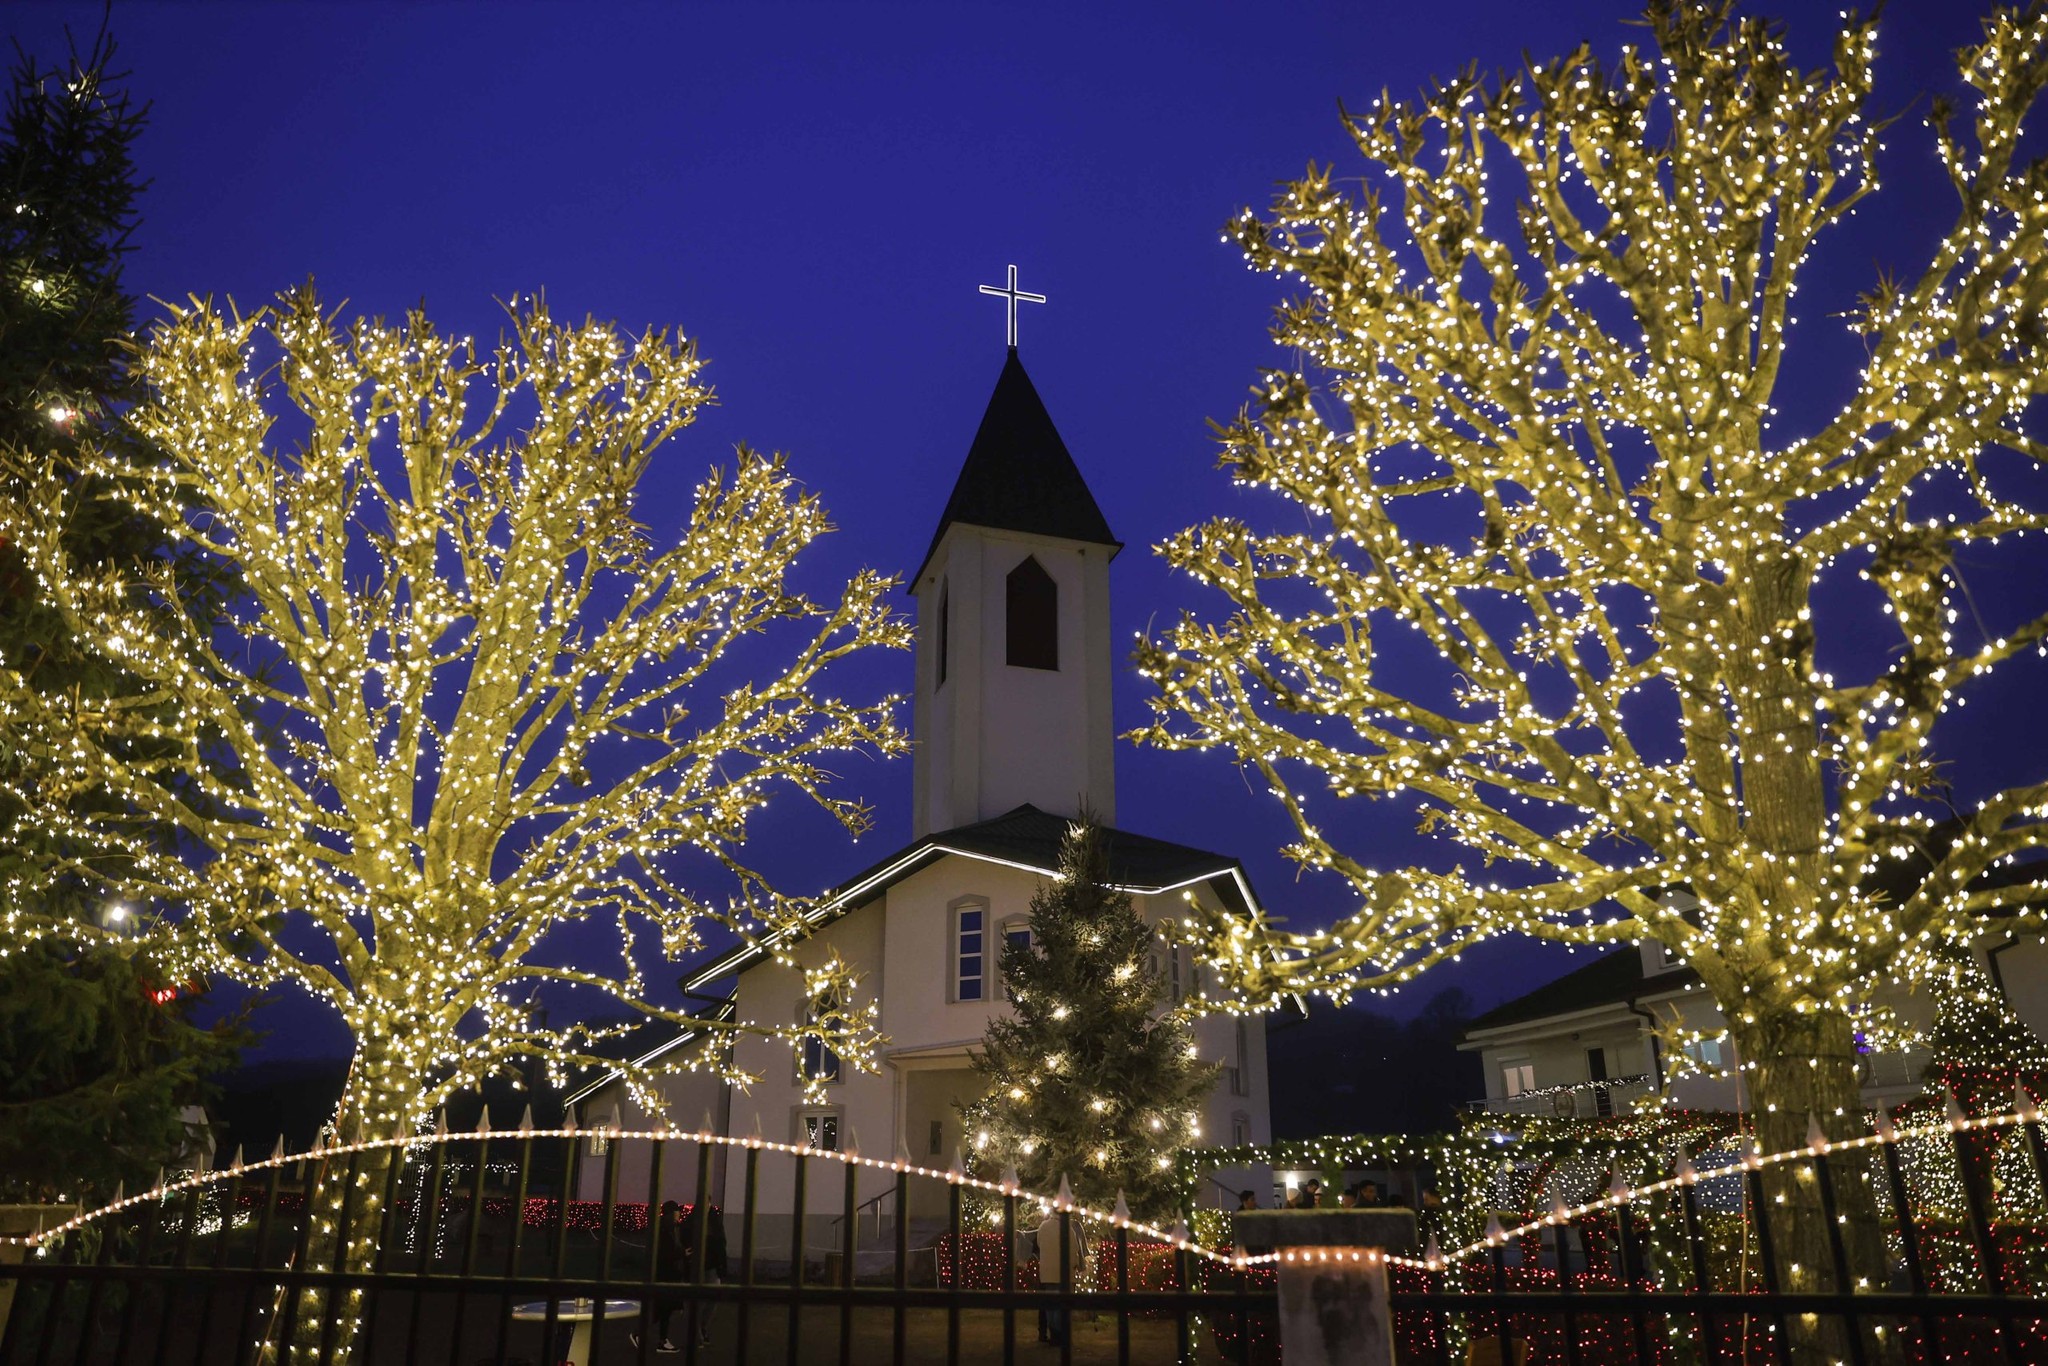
{"left": 1382, "top": 1101, "right": 2048, "bottom": 1365}
{"left": 0, "top": 1128, "right": 1269, "bottom": 1366}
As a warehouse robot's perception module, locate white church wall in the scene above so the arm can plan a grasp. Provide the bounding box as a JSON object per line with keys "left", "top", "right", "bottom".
{"left": 571, "top": 1070, "right": 730, "bottom": 1209}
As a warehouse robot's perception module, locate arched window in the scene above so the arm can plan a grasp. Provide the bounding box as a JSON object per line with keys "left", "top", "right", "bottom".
{"left": 936, "top": 580, "right": 950, "bottom": 687}
{"left": 1005, "top": 556, "right": 1058, "bottom": 670}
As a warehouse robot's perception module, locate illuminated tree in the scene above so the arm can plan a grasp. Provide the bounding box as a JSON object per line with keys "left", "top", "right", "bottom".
{"left": 0, "top": 286, "right": 907, "bottom": 1354}
{"left": 961, "top": 816, "right": 1216, "bottom": 1220}
{"left": 0, "top": 30, "right": 240, "bottom": 1202}
{"left": 1137, "top": 0, "right": 2048, "bottom": 1320}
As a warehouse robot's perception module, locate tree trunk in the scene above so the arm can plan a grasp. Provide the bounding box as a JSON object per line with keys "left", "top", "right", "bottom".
{"left": 1733, "top": 1008, "right": 1896, "bottom": 1366}
{"left": 272, "top": 1043, "right": 422, "bottom": 1365}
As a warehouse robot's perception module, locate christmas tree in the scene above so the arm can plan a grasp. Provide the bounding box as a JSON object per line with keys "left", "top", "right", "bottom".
{"left": 962, "top": 814, "right": 1217, "bottom": 1220}
{"left": 0, "top": 28, "right": 239, "bottom": 1204}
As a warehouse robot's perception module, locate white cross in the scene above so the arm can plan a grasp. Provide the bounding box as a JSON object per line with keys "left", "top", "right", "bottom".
{"left": 978, "top": 264, "right": 1047, "bottom": 349}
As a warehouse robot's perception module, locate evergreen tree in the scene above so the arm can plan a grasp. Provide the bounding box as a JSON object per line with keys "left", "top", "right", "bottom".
{"left": 0, "top": 30, "right": 239, "bottom": 1203}
{"left": 961, "top": 816, "right": 1218, "bottom": 1220}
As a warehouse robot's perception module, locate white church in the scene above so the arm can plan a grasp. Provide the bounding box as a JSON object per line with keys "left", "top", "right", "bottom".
{"left": 565, "top": 336, "right": 1274, "bottom": 1257}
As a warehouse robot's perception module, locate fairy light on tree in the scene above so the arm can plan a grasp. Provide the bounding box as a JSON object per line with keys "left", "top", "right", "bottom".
{"left": 0, "top": 286, "right": 908, "bottom": 1359}
{"left": 1136, "top": 0, "right": 2048, "bottom": 1333}
{"left": 960, "top": 814, "right": 1217, "bottom": 1220}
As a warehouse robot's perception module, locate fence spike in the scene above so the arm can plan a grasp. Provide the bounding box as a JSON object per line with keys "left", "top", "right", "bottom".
{"left": 1001, "top": 1164, "right": 1019, "bottom": 1192}
{"left": 1170, "top": 1219, "right": 1191, "bottom": 1245}
{"left": 894, "top": 1135, "right": 914, "bottom": 1169}
{"left": 949, "top": 1147, "right": 965, "bottom": 1178}
{"left": 840, "top": 1118, "right": 856, "bottom": 1158}
{"left": 1424, "top": 1231, "right": 1442, "bottom": 1267}
{"left": 2018, "top": 1082, "right": 2043, "bottom": 1124}
{"left": 1550, "top": 1193, "right": 1570, "bottom": 1223}
{"left": 1113, "top": 1191, "right": 1130, "bottom": 1224}
{"left": 607, "top": 1104, "right": 623, "bottom": 1135}
{"left": 1739, "top": 1135, "right": 1761, "bottom": 1168}
{"left": 518, "top": 1104, "right": 536, "bottom": 1134}
{"left": 1057, "top": 1173, "right": 1074, "bottom": 1209}
{"left": 1945, "top": 1087, "right": 1968, "bottom": 1130}
{"left": 563, "top": 1110, "right": 578, "bottom": 1135}
{"left": 701, "top": 1109, "right": 716, "bottom": 1139}
{"left": 1608, "top": 1169, "right": 1630, "bottom": 1202}
{"left": 271, "top": 1134, "right": 286, "bottom": 1161}
{"left": 1805, "top": 1111, "right": 1828, "bottom": 1152}
{"left": 434, "top": 1109, "right": 449, "bottom": 1138}
{"left": 1484, "top": 1212, "right": 1505, "bottom": 1244}
{"left": 475, "top": 1107, "right": 492, "bottom": 1136}
{"left": 1874, "top": 1107, "right": 1896, "bottom": 1143}
{"left": 1674, "top": 1149, "right": 1697, "bottom": 1184}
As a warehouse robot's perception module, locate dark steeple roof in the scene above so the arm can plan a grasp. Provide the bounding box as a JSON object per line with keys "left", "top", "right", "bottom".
{"left": 914, "top": 349, "right": 1120, "bottom": 584}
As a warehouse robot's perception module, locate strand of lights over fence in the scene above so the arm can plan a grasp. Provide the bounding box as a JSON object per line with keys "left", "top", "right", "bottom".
{"left": 0, "top": 1124, "right": 1232, "bottom": 1268}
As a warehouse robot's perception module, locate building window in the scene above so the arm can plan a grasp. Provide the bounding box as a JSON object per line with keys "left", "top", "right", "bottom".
{"left": 1502, "top": 1062, "right": 1535, "bottom": 1097}
{"left": 1230, "top": 1018, "right": 1252, "bottom": 1096}
{"left": 1168, "top": 943, "right": 1185, "bottom": 1005}
{"left": 936, "top": 580, "right": 950, "bottom": 687}
{"left": 929, "top": 1119, "right": 944, "bottom": 1157}
{"left": 797, "top": 1108, "right": 842, "bottom": 1152}
{"left": 1684, "top": 1037, "right": 1727, "bottom": 1069}
{"left": 997, "top": 918, "right": 1033, "bottom": 998}
{"left": 799, "top": 997, "right": 842, "bottom": 1085}
{"left": 1231, "top": 1112, "right": 1251, "bottom": 1148}
{"left": 955, "top": 899, "right": 989, "bottom": 1001}
{"left": 1005, "top": 556, "right": 1058, "bottom": 670}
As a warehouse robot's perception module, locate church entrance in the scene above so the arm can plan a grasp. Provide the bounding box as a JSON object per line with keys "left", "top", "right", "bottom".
{"left": 902, "top": 1066, "right": 985, "bottom": 1222}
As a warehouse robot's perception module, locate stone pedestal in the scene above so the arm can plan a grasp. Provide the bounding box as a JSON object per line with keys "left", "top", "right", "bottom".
{"left": 1233, "top": 1209, "right": 1417, "bottom": 1366}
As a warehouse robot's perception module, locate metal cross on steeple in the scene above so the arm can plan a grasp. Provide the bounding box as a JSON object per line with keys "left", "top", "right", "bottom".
{"left": 978, "top": 264, "right": 1047, "bottom": 349}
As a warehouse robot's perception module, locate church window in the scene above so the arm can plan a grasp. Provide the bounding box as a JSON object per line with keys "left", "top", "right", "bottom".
{"left": 954, "top": 899, "right": 990, "bottom": 1002}
{"left": 797, "top": 1107, "right": 842, "bottom": 1152}
{"left": 936, "top": 581, "right": 951, "bottom": 687}
{"left": 1231, "top": 1112, "right": 1251, "bottom": 1148}
{"left": 1168, "top": 943, "right": 1185, "bottom": 1005}
{"left": 799, "top": 996, "right": 842, "bottom": 1085}
{"left": 998, "top": 918, "right": 1032, "bottom": 999}
{"left": 1230, "top": 1018, "right": 1251, "bottom": 1096}
{"left": 1004, "top": 556, "right": 1058, "bottom": 670}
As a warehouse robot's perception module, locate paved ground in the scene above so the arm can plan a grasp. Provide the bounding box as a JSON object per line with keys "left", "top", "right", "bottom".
{"left": 458, "top": 1302, "right": 1242, "bottom": 1366}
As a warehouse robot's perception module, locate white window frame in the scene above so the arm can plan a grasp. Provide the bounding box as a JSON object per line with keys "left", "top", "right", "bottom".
{"left": 1502, "top": 1061, "right": 1536, "bottom": 1098}
{"left": 951, "top": 896, "right": 990, "bottom": 1003}
{"left": 1230, "top": 1018, "right": 1252, "bottom": 1096}
{"left": 795, "top": 1105, "right": 844, "bottom": 1152}
{"left": 1231, "top": 1111, "right": 1251, "bottom": 1148}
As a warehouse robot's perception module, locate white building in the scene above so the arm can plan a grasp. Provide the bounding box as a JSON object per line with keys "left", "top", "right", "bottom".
{"left": 1460, "top": 892, "right": 2048, "bottom": 1120}
{"left": 566, "top": 347, "right": 1273, "bottom": 1260}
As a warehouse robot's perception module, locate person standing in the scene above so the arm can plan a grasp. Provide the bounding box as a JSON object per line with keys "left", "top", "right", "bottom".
{"left": 680, "top": 1201, "right": 731, "bottom": 1348}
{"left": 634, "top": 1201, "right": 686, "bottom": 1354}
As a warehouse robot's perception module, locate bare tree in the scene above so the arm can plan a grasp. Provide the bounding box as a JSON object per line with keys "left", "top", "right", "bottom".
{"left": 1137, "top": 0, "right": 2048, "bottom": 1325}
{"left": 0, "top": 287, "right": 907, "bottom": 1356}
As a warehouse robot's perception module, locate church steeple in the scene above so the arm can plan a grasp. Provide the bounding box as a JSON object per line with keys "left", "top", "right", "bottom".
{"left": 910, "top": 350, "right": 1121, "bottom": 837}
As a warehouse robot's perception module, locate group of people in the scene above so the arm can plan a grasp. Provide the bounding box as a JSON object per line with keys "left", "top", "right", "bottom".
{"left": 1242, "top": 1179, "right": 1444, "bottom": 1214}
{"left": 631, "top": 1200, "right": 731, "bottom": 1355}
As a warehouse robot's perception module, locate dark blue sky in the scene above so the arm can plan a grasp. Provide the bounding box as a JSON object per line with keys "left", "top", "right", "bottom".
{"left": 13, "top": 0, "right": 2038, "bottom": 1058}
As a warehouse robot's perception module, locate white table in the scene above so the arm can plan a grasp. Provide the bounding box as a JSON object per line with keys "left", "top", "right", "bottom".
{"left": 509, "top": 1298, "right": 640, "bottom": 1366}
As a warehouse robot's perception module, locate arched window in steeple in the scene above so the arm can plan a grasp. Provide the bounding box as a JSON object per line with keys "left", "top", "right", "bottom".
{"left": 936, "top": 580, "right": 951, "bottom": 687}
{"left": 1005, "top": 556, "right": 1058, "bottom": 670}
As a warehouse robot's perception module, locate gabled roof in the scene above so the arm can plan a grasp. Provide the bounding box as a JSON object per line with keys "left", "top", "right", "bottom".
{"left": 573, "top": 805, "right": 1261, "bottom": 1096}
{"left": 1462, "top": 949, "right": 1693, "bottom": 1035}
{"left": 913, "top": 350, "right": 1119, "bottom": 584}
{"left": 678, "top": 803, "right": 1255, "bottom": 997}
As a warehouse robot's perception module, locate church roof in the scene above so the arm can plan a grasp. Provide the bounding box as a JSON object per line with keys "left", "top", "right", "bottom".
{"left": 913, "top": 350, "right": 1120, "bottom": 584}
{"left": 553, "top": 807, "right": 1261, "bottom": 1102}
{"left": 677, "top": 803, "right": 1254, "bottom": 996}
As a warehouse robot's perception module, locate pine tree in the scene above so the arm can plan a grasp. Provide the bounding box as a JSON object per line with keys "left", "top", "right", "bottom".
{"left": 961, "top": 816, "right": 1218, "bottom": 1220}
{"left": 0, "top": 29, "right": 239, "bottom": 1204}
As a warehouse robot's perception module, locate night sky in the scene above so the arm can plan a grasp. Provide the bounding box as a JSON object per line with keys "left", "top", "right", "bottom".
{"left": 11, "top": 0, "right": 2042, "bottom": 1061}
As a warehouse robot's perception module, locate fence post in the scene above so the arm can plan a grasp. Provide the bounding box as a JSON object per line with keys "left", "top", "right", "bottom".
{"left": 1233, "top": 1208, "right": 1416, "bottom": 1366}
{"left": 0, "top": 1204, "right": 73, "bottom": 1345}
